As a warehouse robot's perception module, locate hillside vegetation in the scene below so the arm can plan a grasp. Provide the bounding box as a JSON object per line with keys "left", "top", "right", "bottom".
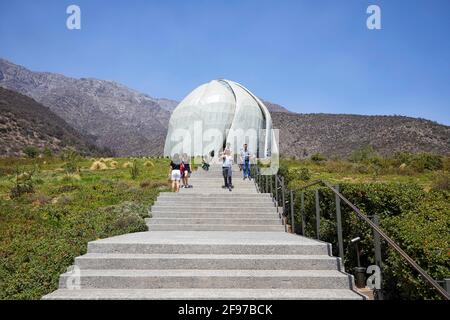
{"left": 0, "top": 155, "right": 170, "bottom": 299}
{"left": 272, "top": 112, "right": 450, "bottom": 158}
{"left": 279, "top": 148, "right": 450, "bottom": 299}
{"left": 0, "top": 87, "right": 106, "bottom": 157}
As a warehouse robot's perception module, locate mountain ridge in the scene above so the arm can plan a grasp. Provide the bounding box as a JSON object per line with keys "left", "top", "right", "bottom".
{"left": 0, "top": 87, "right": 106, "bottom": 157}
{"left": 1, "top": 58, "right": 449, "bottom": 158}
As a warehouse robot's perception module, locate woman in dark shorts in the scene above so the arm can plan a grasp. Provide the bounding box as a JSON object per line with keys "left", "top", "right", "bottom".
{"left": 181, "top": 153, "right": 192, "bottom": 188}
{"left": 169, "top": 153, "right": 181, "bottom": 192}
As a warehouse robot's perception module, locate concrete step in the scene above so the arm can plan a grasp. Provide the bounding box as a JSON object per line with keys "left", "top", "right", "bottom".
{"left": 43, "top": 288, "right": 364, "bottom": 300}
{"left": 74, "top": 253, "right": 340, "bottom": 270}
{"left": 58, "top": 269, "right": 352, "bottom": 289}
{"left": 150, "top": 212, "right": 279, "bottom": 219}
{"left": 179, "top": 189, "right": 258, "bottom": 194}
{"left": 87, "top": 232, "right": 330, "bottom": 255}
{"left": 152, "top": 202, "right": 275, "bottom": 208}
{"left": 155, "top": 198, "right": 275, "bottom": 205}
{"left": 150, "top": 206, "right": 277, "bottom": 213}
{"left": 180, "top": 185, "right": 257, "bottom": 190}
{"left": 157, "top": 192, "right": 272, "bottom": 198}
{"left": 146, "top": 218, "right": 282, "bottom": 226}
{"left": 147, "top": 224, "right": 285, "bottom": 232}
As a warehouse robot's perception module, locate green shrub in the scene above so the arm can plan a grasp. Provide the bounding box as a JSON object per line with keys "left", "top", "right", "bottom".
{"left": 287, "top": 181, "right": 446, "bottom": 299}
{"left": 129, "top": 160, "right": 140, "bottom": 180}
{"left": 350, "top": 145, "right": 379, "bottom": 163}
{"left": 311, "top": 153, "right": 326, "bottom": 163}
{"left": 23, "top": 146, "right": 39, "bottom": 159}
{"left": 10, "top": 167, "right": 35, "bottom": 199}
{"left": 431, "top": 172, "right": 450, "bottom": 192}
{"left": 383, "top": 192, "right": 450, "bottom": 299}
{"left": 43, "top": 147, "right": 53, "bottom": 158}
{"left": 287, "top": 167, "right": 311, "bottom": 182}
{"left": 392, "top": 152, "right": 443, "bottom": 173}
{"left": 410, "top": 153, "right": 443, "bottom": 172}
{"left": 61, "top": 149, "right": 81, "bottom": 174}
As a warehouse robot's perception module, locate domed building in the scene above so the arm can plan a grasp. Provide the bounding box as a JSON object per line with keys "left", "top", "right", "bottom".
{"left": 164, "top": 80, "right": 276, "bottom": 159}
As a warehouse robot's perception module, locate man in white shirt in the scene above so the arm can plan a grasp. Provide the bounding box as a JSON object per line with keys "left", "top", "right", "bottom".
{"left": 221, "top": 149, "right": 233, "bottom": 191}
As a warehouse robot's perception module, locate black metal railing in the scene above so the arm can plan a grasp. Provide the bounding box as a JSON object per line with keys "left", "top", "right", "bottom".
{"left": 251, "top": 165, "right": 450, "bottom": 300}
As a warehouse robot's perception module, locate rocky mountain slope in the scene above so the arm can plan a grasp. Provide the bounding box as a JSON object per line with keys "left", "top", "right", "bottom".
{"left": 271, "top": 112, "right": 450, "bottom": 158}
{"left": 0, "top": 59, "right": 170, "bottom": 156}
{"left": 1, "top": 58, "right": 449, "bottom": 158}
{"left": 0, "top": 87, "right": 104, "bottom": 157}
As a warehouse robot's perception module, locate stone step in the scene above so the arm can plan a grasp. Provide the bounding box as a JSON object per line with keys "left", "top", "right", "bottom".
{"left": 147, "top": 224, "right": 285, "bottom": 232}
{"left": 180, "top": 185, "right": 256, "bottom": 190}
{"left": 179, "top": 189, "right": 258, "bottom": 194}
{"left": 74, "top": 253, "right": 340, "bottom": 270}
{"left": 87, "top": 232, "right": 330, "bottom": 255}
{"left": 146, "top": 218, "right": 282, "bottom": 226}
{"left": 58, "top": 269, "right": 352, "bottom": 290}
{"left": 158, "top": 192, "right": 272, "bottom": 198}
{"left": 152, "top": 202, "right": 275, "bottom": 208}
{"left": 150, "top": 212, "right": 279, "bottom": 219}
{"left": 155, "top": 197, "right": 275, "bottom": 208}
{"left": 43, "top": 288, "right": 364, "bottom": 300}
{"left": 150, "top": 206, "right": 277, "bottom": 213}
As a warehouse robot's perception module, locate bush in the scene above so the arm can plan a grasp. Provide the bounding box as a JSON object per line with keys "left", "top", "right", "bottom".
{"left": 350, "top": 145, "right": 379, "bottom": 163}
{"left": 43, "top": 147, "right": 53, "bottom": 158}
{"left": 287, "top": 180, "right": 446, "bottom": 299}
{"left": 10, "top": 183, "right": 34, "bottom": 199}
{"left": 383, "top": 192, "right": 450, "bottom": 299}
{"left": 443, "top": 156, "right": 450, "bottom": 172}
{"left": 431, "top": 172, "right": 450, "bottom": 192}
{"left": 286, "top": 167, "right": 311, "bottom": 182}
{"left": 392, "top": 152, "right": 443, "bottom": 173}
{"left": 311, "top": 153, "right": 326, "bottom": 163}
{"left": 410, "top": 153, "right": 443, "bottom": 172}
{"left": 129, "top": 160, "right": 140, "bottom": 180}
{"left": 10, "top": 167, "right": 35, "bottom": 199}
{"left": 23, "top": 146, "right": 39, "bottom": 159}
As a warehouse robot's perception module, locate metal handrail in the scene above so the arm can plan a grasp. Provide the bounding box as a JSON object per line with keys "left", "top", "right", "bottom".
{"left": 251, "top": 168, "right": 450, "bottom": 300}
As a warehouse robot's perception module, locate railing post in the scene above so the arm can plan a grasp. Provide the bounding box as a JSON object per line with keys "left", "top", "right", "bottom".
{"left": 290, "top": 190, "right": 295, "bottom": 233}
{"left": 270, "top": 175, "right": 273, "bottom": 197}
{"left": 372, "top": 214, "right": 383, "bottom": 300}
{"left": 275, "top": 175, "right": 279, "bottom": 208}
{"left": 265, "top": 175, "right": 269, "bottom": 194}
{"left": 315, "top": 189, "right": 320, "bottom": 240}
{"left": 300, "top": 191, "right": 306, "bottom": 236}
{"left": 335, "top": 185, "right": 344, "bottom": 261}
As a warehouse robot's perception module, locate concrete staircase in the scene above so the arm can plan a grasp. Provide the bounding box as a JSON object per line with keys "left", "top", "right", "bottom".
{"left": 43, "top": 165, "right": 364, "bottom": 300}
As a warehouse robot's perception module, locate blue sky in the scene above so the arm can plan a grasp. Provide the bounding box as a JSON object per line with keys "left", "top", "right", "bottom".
{"left": 0, "top": 0, "right": 449, "bottom": 124}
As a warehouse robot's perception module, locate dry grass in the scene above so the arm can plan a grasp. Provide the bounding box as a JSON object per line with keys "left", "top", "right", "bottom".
{"left": 109, "top": 161, "right": 118, "bottom": 169}
{"left": 122, "top": 161, "right": 132, "bottom": 168}
{"left": 90, "top": 161, "right": 108, "bottom": 171}
{"left": 144, "top": 160, "right": 155, "bottom": 168}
